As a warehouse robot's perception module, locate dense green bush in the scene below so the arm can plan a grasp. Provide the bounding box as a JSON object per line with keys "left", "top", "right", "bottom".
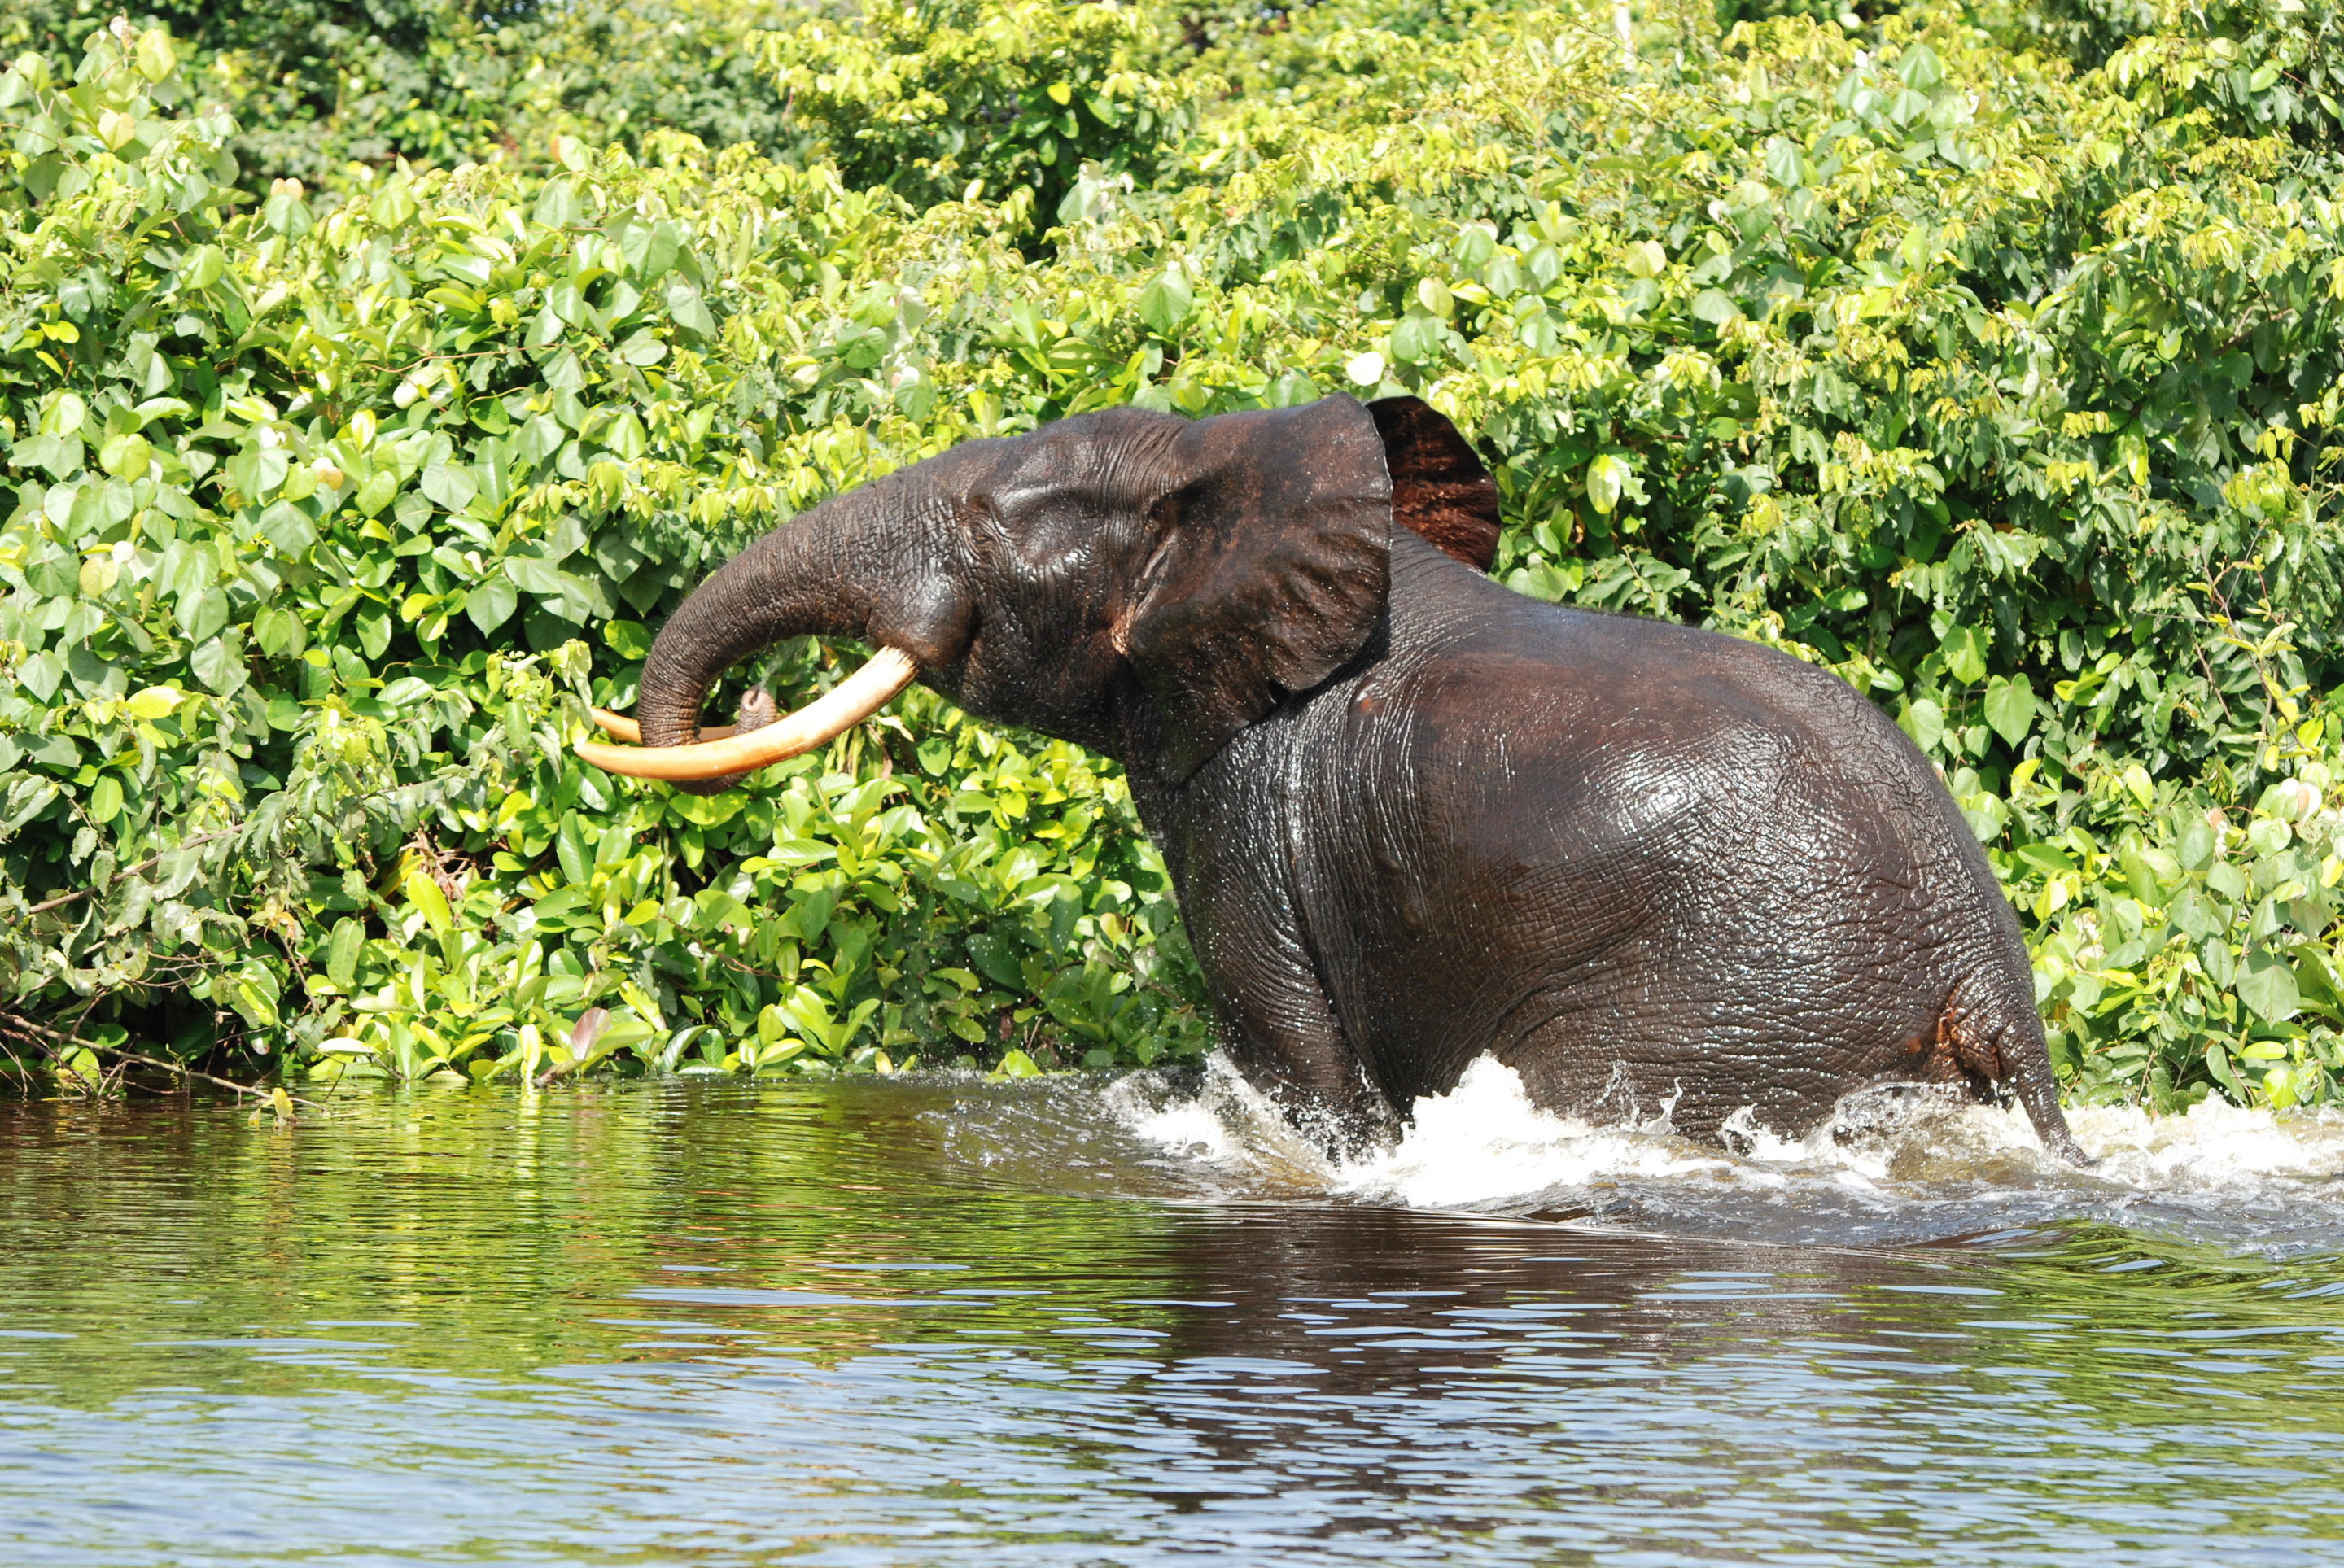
{"left": 761, "top": 1, "right": 1203, "bottom": 229}
{"left": 0, "top": 0, "right": 514, "bottom": 186}
{"left": 0, "top": 0, "right": 813, "bottom": 188}
{"left": 2002, "top": 0, "right": 2344, "bottom": 152}
{"left": 2, "top": 0, "right": 2341, "bottom": 1115}
{"left": 0, "top": 23, "right": 1208, "bottom": 1086}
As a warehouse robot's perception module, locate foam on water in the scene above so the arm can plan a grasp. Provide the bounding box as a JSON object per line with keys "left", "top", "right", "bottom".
{"left": 1109, "top": 1052, "right": 2344, "bottom": 1254}
{"left": 1337, "top": 1056, "right": 1737, "bottom": 1206}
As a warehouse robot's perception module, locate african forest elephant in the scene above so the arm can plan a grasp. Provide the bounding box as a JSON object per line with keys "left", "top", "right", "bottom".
{"left": 579, "top": 395, "right": 2087, "bottom": 1164}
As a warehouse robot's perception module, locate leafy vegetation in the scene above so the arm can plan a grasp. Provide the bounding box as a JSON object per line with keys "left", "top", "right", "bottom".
{"left": 2, "top": 0, "right": 2340, "bottom": 1115}
{"left": 0, "top": 0, "right": 811, "bottom": 187}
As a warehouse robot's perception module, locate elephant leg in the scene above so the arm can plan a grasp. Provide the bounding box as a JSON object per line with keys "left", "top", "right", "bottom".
{"left": 1160, "top": 756, "right": 1399, "bottom": 1156}
{"left": 1186, "top": 880, "right": 1399, "bottom": 1157}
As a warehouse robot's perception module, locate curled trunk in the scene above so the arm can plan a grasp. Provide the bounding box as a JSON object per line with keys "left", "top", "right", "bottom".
{"left": 632, "top": 496, "right": 882, "bottom": 795}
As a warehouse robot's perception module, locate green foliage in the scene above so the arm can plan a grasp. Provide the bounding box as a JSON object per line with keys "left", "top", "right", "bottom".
{"left": 3, "top": 0, "right": 2343, "bottom": 1116}
{"left": 759, "top": 2, "right": 1204, "bottom": 229}
{"left": 0, "top": 0, "right": 817, "bottom": 190}
{"left": 2009, "top": 763, "right": 2344, "bottom": 1110}
{"left": 1994, "top": 0, "right": 2344, "bottom": 155}
{"left": 0, "top": 0, "right": 518, "bottom": 186}
{"left": 510, "top": 0, "right": 811, "bottom": 167}
{"left": 0, "top": 26, "right": 1207, "bottom": 1086}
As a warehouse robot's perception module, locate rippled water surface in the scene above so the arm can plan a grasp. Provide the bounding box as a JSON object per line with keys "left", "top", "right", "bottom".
{"left": 4, "top": 1063, "right": 2344, "bottom": 1566}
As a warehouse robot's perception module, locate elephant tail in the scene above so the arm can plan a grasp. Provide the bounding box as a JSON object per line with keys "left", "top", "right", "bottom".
{"left": 1944, "top": 968, "right": 2093, "bottom": 1167}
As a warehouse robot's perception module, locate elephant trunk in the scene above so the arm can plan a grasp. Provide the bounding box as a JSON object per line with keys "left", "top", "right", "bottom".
{"left": 601, "top": 489, "right": 908, "bottom": 795}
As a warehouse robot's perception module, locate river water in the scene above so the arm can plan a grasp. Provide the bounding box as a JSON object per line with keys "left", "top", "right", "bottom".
{"left": 2, "top": 1059, "right": 2342, "bottom": 1566}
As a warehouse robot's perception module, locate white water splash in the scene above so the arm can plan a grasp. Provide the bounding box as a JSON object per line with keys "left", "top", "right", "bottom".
{"left": 1109, "top": 1052, "right": 2344, "bottom": 1254}
{"left": 1105, "top": 1055, "right": 1336, "bottom": 1192}
{"left": 1335, "top": 1056, "right": 1734, "bottom": 1208}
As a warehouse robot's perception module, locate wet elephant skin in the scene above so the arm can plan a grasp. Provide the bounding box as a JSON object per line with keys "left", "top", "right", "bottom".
{"left": 1161, "top": 528, "right": 2066, "bottom": 1152}
{"left": 629, "top": 394, "right": 2083, "bottom": 1162}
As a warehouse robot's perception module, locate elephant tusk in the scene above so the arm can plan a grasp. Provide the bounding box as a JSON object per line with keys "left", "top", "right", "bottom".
{"left": 588, "top": 711, "right": 744, "bottom": 744}
{"left": 576, "top": 645, "right": 919, "bottom": 782}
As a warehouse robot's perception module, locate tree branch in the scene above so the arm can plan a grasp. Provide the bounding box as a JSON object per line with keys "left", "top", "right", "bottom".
{"left": 21, "top": 828, "right": 238, "bottom": 916}
{"left": 0, "top": 1012, "right": 316, "bottom": 1106}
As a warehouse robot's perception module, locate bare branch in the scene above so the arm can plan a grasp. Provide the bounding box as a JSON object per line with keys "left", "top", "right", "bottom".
{"left": 0, "top": 1012, "right": 317, "bottom": 1107}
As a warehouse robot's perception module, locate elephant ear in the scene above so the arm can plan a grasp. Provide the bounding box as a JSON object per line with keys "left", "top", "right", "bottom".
{"left": 1122, "top": 396, "right": 1393, "bottom": 780}
{"left": 1369, "top": 395, "right": 1500, "bottom": 571}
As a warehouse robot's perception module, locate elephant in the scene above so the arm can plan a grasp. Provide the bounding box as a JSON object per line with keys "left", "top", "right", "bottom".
{"left": 579, "top": 394, "right": 2087, "bottom": 1164}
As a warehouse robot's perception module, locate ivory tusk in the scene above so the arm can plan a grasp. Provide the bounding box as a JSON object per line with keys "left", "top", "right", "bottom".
{"left": 577, "top": 646, "right": 919, "bottom": 781}
{"left": 589, "top": 711, "right": 743, "bottom": 745}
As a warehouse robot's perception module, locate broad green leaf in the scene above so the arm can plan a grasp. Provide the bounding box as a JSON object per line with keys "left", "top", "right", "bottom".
{"left": 1897, "top": 42, "right": 1944, "bottom": 90}
{"left": 177, "top": 587, "right": 228, "bottom": 645}
{"left": 134, "top": 28, "right": 175, "bottom": 82}
{"left": 667, "top": 793, "right": 744, "bottom": 828}
{"left": 402, "top": 866, "right": 454, "bottom": 936}
{"left": 505, "top": 555, "right": 569, "bottom": 596}
{"left": 2168, "top": 889, "right": 2223, "bottom": 940}
{"left": 603, "top": 619, "right": 654, "bottom": 659}
{"left": 371, "top": 180, "right": 418, "bottom": 227}
{"left": 421, "top": 461, "right": 479, "bottom": 513}
{"left": 517, "top": 415, "right": 565, "bottom": 465}
{"left": 556, "top": 813, "right": 592, "bottom": 886}
{"left": 1900, "top": 697, "right": 1946, "bottom": 753}
{"left": 19, "top": 652, "right": 63, "bottom": 704}
{"left": 1765, "top": 137, "right": 1804, "bottom": 189}
{"left": 665, "top": 278, "right": 716, "bottom": 337}
{"left": 98, "top": 431, "right": 149, "bottom": 480}
{"left": 2237, "top": 950, "right": 2301, "bottom": 1023}
{"left": 178, "top": 245, "right": 225, "bottom": 290}
{"left": 1585, "top": 453, "right": 1633, "bottom": 515}
{"left": 1692, "top": 289, "right": 1742, "bottom": 325}
{"left": 1391, "top": 313, "right": 1445, "bottom": 365}
{"left": 601, "top": 409, "right": 648, "bottom": 461}
{"left": 231, "top": 962, "right": 282, "bottom": 1029}
{"left": 1137, "top": 269, "right": 1192, "bottom": 336}
{"left": 12, "top": 432, "right": 82, "bottom": 480}
{"left": 466, "top": 577, "right": 517, "bottom": 633}
{"left": 258, "top": 502, "right": 317, "bottom": 558}
{"left": 535, "top": 178, "right": 584, "bottom": 227}
{"left": 253, "top": 606, "right": 305, "bottom": 657}
{"left": 616, "top": 217, "right": 681, "bottom": 279}
{"left": 263, "top": 190, "right": 313, "bottom": 236}
{"left": 326, "top": 919, "right": 365, "bottom": 988}
{"left": 190, "top": 635, "right": 244, "bottom": 694}
{"left": 125, "top": 686, "right": 182, "bottom": 720}
{"left": 1983, "top": 675, "right": 2036, "bottom": 746}
{"left": 1940, "top": 624, "right": 1988, "bottom": 685}
{"left": 225, "top": 444, "right": 289, "bottom": 501}
{"left": 356, "top": 471, "right": 399, "bottom": 516}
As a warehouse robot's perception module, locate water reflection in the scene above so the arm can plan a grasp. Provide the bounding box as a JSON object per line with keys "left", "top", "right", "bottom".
{"left": 0, "top": 1078, "right": 2339, "bottom": 1566}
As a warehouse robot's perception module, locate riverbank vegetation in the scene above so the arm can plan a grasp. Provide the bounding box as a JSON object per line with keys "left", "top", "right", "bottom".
{"left": 2, "top": 0, "right": 2340, "bottom": 1112}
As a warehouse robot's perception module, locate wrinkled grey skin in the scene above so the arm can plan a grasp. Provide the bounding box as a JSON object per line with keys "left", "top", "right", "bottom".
{"left": 632, "top": 395, "right": 2087, "bottom": 1163}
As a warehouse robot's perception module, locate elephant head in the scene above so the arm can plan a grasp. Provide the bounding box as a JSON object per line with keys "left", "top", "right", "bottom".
{"left": 581, "top": 395, "right": 1499, "bottom": 794}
